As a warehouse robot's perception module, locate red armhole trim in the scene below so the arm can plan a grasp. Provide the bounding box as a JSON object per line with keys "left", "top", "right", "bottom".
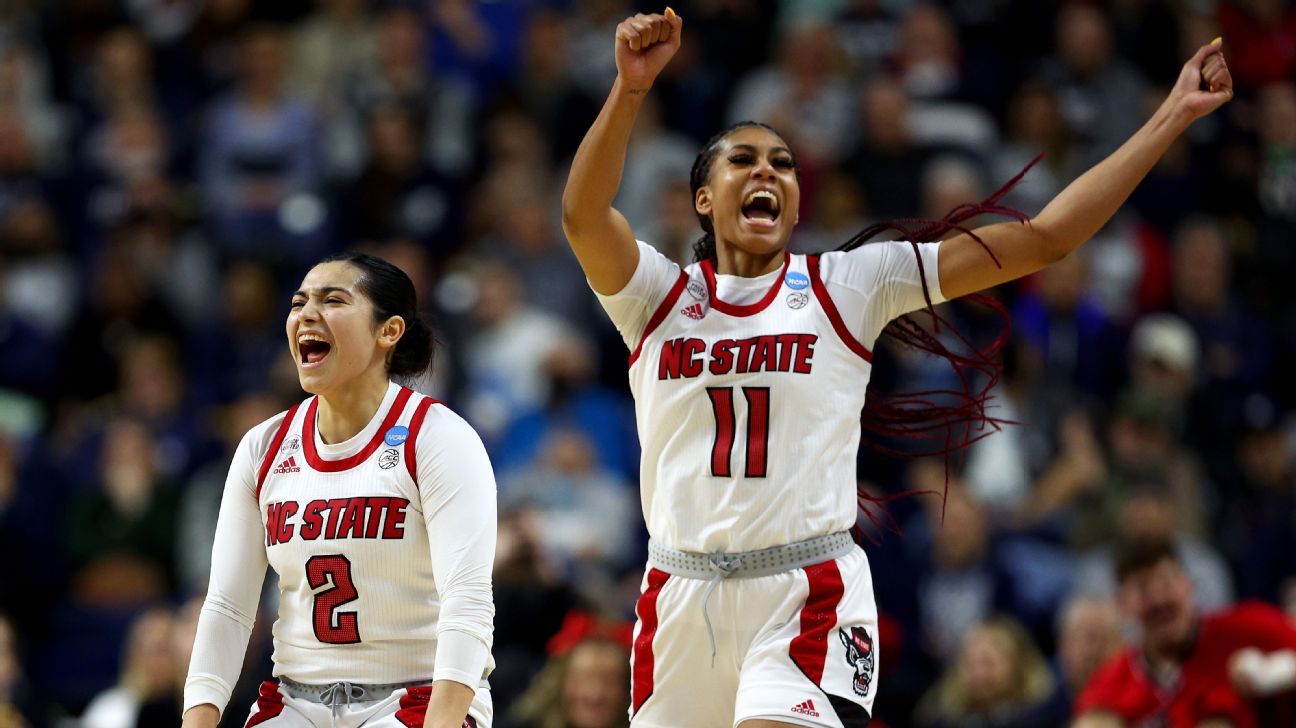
{"left": 808, "top": 256, "right": 873, "bottom": 363}
{"left": 404, "top": 397, "right": 438, "bottom": 488}
{"left": 255, "top": 403, "right": 301, "bottom": 501}
{"left": 628, "top": 271, "right": 690, "bottom": 367}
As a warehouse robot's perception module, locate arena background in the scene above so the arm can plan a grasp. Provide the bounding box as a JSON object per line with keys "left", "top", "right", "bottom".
{"left": 0, "top": 0, "right": 1294, "bottom": 726}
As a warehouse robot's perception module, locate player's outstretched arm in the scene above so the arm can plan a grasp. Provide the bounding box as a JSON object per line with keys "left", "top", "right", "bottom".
{"left": 938, "top": 40, "right": 1233, "bottom": 300}
{"left": 561, "top": 8, "right": 682, "bottom": 295}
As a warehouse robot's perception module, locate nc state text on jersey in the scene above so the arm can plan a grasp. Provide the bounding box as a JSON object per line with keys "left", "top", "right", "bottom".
{"left": 264, "top": 497, "right": 411, "bottom": 546}
{"left": 657, "top": 334, "right": 818, "bottom": 379}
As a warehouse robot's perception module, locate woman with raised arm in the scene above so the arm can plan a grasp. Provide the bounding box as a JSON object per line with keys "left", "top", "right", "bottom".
{"left": 563, "top": 9, "right": 1231, "bottom": 728}
{"left": 181, "top": 253, "right": 495, "bottom": 728}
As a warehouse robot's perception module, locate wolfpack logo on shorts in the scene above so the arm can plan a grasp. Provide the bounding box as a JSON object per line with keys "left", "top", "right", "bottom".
{"left": 626, "top": 253, "right": 875, "bottom": 553}
{"left": 839, "top": 626, "right": 875, "bottom": 697}
{"left": 250, "top": 383, "right": 445, "bottom": 684}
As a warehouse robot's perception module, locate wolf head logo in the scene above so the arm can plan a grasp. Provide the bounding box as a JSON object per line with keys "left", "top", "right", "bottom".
{"left": 838, "top": 625, "right": 875, "bottom": 697}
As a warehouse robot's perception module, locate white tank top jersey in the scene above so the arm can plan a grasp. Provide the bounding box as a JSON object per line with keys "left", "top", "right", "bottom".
{"left": 183, "top": 382, "right": 497, "bottom": 716}
{"left": 596, "top": 241, "right": 944, "bottom": 554}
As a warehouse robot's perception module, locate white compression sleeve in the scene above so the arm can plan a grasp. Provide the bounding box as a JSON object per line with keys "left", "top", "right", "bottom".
{"left": 416, "top": 406, "right": 498, "bottom": 687}
{"left": 183, "top": 427, "right": 271, "bottom": 715}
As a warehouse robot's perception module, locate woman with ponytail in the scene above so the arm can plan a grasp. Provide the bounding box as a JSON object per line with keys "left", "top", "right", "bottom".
{"left": 181, "top": 253, "right": 496, "bottom": 728}
{"left": 562, "top": 8, "right": 1233, "bottom": 728}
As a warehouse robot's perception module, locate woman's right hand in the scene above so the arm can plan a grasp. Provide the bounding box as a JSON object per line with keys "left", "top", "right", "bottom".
{"left": 614, "top": 9, "right": 683, "bottom": 91}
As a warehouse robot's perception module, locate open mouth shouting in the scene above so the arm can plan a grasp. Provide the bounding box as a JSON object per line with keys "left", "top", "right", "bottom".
{"left": 741, "top": 189, "right": 781, "bottom": 231}
{"left": 297, "top": 333, "right": 333, "bottom": 369}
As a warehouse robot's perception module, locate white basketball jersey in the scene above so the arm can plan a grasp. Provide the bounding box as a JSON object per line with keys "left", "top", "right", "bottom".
{"left": 627, "top": 254, "right": 875, "bottom": 553}
{"left": 255, "top": 386, "right": 451, "bottom": 683}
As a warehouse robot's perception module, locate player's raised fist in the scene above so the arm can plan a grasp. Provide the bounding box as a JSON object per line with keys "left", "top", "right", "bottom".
{"left": 1169, "top": 38, "right": 1233, "bottom": 120}
{"left": 615, "top": 9, "right": 683, "bottom": 91}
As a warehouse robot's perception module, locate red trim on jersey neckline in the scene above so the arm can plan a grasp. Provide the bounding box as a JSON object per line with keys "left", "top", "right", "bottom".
{"left": 789, "top": 559, "right": 846, "bottom": 686}
{"left": 628, "top": 271, "right": 690, "bottom": 367}
{"left": 700, "top": 253, "right": 790, "bottom": 317}
{"left": 632, "top": 568, "right": 670, "bottom": 715}
{"left": 256, "top": 403, "right": 301, "bottom": 500}
{"left": 302, "top": 386, "right": 414, "bottom": 472}
{"left": 404, "top": 396, "right": 438, "bottom": 487}
{"left": 807, "top": 255, "right": 874, "bottom": 363}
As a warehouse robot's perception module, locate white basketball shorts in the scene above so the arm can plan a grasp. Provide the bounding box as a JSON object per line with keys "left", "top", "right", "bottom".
{"left": 629, "top": 547, "right": 879, "bottom": 727}
{"left": 239, "top": 681, "right": 492, "bottom": 728}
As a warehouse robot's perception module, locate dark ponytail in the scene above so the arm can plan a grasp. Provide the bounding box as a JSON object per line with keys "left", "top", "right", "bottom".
{"left": 689, "top": 121, "right": 795, "bottom": 263}
{"left": 317, "top": 251, "right": 435, "bottom": 379}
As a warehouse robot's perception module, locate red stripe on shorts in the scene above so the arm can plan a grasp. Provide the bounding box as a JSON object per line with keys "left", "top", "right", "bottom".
{"left": 632, "top": 568, "right": 670, "bottom": 714}
{"left": 244, "top": 681, "right": 285, "bottom": 728}
{"left": 395, "top": 685, "right": 477, "bottom": 728}
{"left": 788, "top": 559, "right": 846, "bottom": 686}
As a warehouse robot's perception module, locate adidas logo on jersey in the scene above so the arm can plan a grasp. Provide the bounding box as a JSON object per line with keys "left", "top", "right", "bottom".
{"left": 791, "top": 699, "right": 819, "bottom": 717}
{"left": 272, "top": 456, "right": 301, "bottom": 474}
{"left": 680, "top": 303, "right": 705, "bottom": 320}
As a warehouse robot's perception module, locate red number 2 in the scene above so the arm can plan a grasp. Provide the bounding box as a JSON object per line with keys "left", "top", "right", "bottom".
{"left": 707, "top": 386, "right": 770, "bottom": 478}
{"left": 306, "top": 554, "right": 361, "bottom": 644}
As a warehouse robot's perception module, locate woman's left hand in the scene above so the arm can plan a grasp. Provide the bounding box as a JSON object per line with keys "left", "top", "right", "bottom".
{"left": 1169, "top": 39, "right": 1233, "bottom": 121}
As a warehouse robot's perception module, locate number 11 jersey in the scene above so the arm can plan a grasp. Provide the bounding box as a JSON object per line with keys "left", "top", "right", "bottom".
{"left": 597, "top": 241, "right": 944, "bottom": 554}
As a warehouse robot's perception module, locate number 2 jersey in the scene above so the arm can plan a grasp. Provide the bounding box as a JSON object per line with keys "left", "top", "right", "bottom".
{"left": 596, "top": 241, "right": 944, "bottom": 554}
{"left": 183, "top": 381, "right": 497, "bottom": 716}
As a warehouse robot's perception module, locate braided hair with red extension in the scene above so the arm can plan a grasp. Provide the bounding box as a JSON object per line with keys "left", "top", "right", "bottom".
{"left": 688, "top": 122, "right": 1042, "bottom": 534}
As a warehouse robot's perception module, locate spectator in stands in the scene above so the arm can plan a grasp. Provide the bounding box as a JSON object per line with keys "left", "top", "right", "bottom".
{"left": 0, "top": 613, "right": 36, "bottom": 728}
{"left": 727, "top": 21, "right": 854, "bottom": 164}
{"left": 346, "top": 6, "right": 475, "bottom": 179}
{"left": 64, "top": 417, "right": 180, "bottom": 607}
{"left": 80, "top": 607, "right": 182, "bottom": 728}
{"left": 915, "top": 615, "right": 1056, "bottom": 728}
{"left": 199, "top": 23, "right": 323, "bottom": 264}
{"left": 499, "top": 429, "right": 638, "bottom": 591}
{"left": 1075, "top": 534, "right": 1296, "bottom": 727}
{"left": 509, "top": 612, "right": 632, "bottom": 728}
{"left": 1039, "top": 3, "right": 1147, "bottom": 165}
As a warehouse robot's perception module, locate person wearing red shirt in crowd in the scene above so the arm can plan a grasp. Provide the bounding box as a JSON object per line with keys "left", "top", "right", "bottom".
{"left": 1074, "top": 535, "right": 1296, "bottom": 728}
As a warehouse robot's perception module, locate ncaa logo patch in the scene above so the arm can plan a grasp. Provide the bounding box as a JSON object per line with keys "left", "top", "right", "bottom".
{"left": 379, "top": 448, "right": 401, "bottom": 470}
{"left": 279, "top": 435, "right": 301, "bottom": 453}
{"left": 786, "top": 291, "right": 808, "bottom": 309}
{"left": 785, "top": 271, "right": 809, "bottom": 290}
{"left": 384, "top": 426, "right": 409, "bottom": 447}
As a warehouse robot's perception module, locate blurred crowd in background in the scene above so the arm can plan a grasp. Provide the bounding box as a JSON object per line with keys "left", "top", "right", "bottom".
{"left": 0, "top": 0, "right": 1294, "bottom": 726}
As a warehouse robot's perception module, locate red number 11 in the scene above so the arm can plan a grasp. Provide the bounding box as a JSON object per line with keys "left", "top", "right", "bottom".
{"left": 707, "top": 386, "right": 770, "bottom": 478}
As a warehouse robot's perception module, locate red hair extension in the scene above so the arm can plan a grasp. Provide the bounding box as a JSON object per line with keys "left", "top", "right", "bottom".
{"left": 838, "top": 154, "right": 1043, "bottom": 529}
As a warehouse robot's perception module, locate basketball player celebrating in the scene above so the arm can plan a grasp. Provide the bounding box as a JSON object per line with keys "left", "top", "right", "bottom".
{"left": 181, "top": 253, "right": 496, "bottom": 728}
{"left": 562, "top": 9, "right": 1232, "bottom": 728}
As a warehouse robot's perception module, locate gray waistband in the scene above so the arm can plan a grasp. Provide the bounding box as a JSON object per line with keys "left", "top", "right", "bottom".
{"left": 648, "top": 531, "right": 856, "bottom": 579}
{"left": 279, "top": 677, "right": 431, "bottom": 707}
{"left": 648, "top": 531, "right": 856, "bottom": 665}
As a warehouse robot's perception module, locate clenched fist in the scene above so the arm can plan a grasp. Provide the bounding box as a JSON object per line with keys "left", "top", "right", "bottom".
{"left": 615, "top": 9, "right": 683, "bottom": 91}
